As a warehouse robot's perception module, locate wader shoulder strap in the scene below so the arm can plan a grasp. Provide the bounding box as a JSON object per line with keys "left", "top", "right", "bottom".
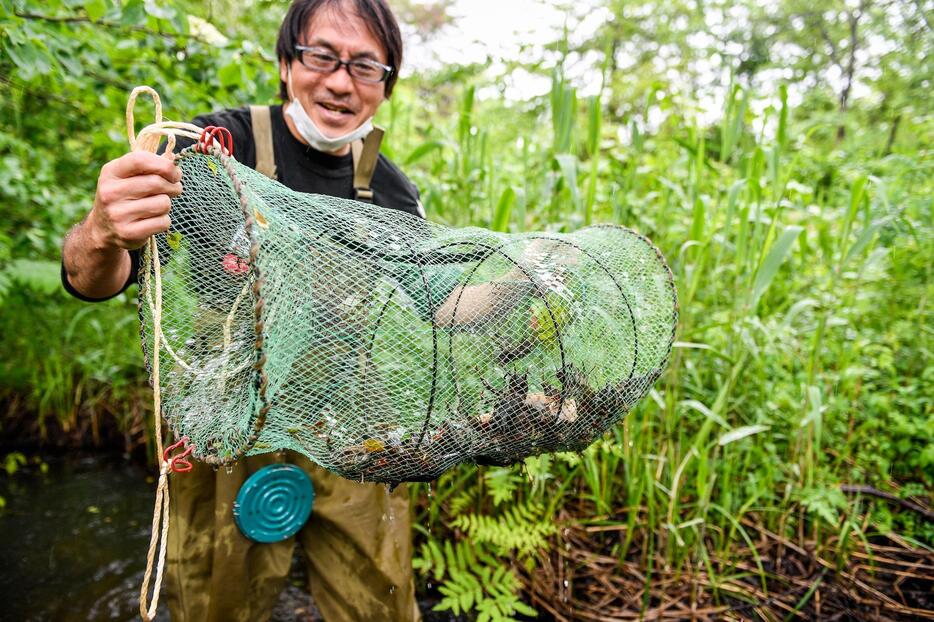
{"left": 249, "top": 106, "right": 380, "bottom": 198}
{"left": 249, "top": 105, "right": 277, "bottom": 180}
{"left": 350, "top": 126, "right": 384, "bottom": 202}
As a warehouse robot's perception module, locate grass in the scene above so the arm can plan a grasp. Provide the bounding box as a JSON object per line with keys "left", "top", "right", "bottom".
{"left": 0, "top": 268, "right": 150, "bottom": 452}
{"left": 383, "top": 73, "right": 932, "bottom": 618}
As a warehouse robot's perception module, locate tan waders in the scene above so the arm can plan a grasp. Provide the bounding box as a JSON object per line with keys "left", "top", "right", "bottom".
{"left": 163, "top": 452, "right": 420, "bottom": 621}
{"left": 162, "top": 108, "right": 420, "bottom": 621}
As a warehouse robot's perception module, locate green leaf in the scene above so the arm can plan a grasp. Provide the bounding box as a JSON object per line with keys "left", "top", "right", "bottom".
{"left": 218, "top": 61, "right": 242, "bottom": 88}
{"left": 443, "top": 540, "right": 457, "bottom": 572}
{"left": 689, "top": 196, "right": 706, "bottom": 242}
{"left": 84, "top": 0, "right": 107, "bottom": 21}
{"left": 121, "top": 0, "right": 146, "bottom": 24}
{"left": 718, "top": 424, "right": 770, "bottom": 446}
{"left": 404, "top": 140, "right": 447, "bottom": 165}
{"left": 843, "top": 217, "right": 890, "bottom": 268}
{"left": 491, "top": 186, "right": 517, "bottom": 233}
{"left": 554, "top": 154, "right": 580, "bottom": 210}
{"left": 752, "top": 225, "right": 803, "bottom": 308}
{"left": 586, "top": 94, "right": 601, "bottom": 156}
{"left": 0, "top": 259, "right": 62, "bottom": 303}
{"left": 681, "top": 399, "right": 729, "bottom": 428}
{"left": 143, "top": 0, "right": 176, "bottom": 21}
{"left": 169, "top": 2, "right": 188, "bottom": 34}
{"left": 777, "top": 84, "right": 788, "bottom": 150}
{"left": 514, "top": 600, "right": 538, "bottom": 617}
{"left": 4, "top": 452, "right": 26, "bottom": 476}
{"left": 803, "top": 385, "right": 825, "bottom": 455}
{"left": 3, "top": 41, "right": 53, "bottom": 78}
{"left": 166, "top": 231, "right": 183, "bottom": 250}
{"left": 429, "top": 540, "right": 445, "bottom": 580}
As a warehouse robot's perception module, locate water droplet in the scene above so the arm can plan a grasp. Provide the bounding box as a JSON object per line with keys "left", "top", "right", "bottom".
{"left": 389, "top": 585, "right": 395, "bottom": 595}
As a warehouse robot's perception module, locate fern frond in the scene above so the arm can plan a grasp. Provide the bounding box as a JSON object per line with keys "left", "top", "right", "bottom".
{"left": 449, "top": 487, "right": 478, "bottom": 515}
{"left": 484, "top": 466, "right": 522, "bottom": 506}
{"left": 450, "top": 501, "right": 557, "bottom": 556}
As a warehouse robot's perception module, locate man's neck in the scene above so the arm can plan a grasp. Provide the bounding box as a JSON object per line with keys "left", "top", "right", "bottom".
{"left": 282, "top": 108, "right": 352, "bottom": 157}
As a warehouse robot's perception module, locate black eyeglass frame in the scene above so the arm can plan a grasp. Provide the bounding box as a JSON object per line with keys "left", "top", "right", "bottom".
{"left": 294, "top": 45, "right": 394, "bottom": 84}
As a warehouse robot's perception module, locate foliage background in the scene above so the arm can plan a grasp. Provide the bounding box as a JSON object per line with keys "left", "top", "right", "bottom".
{"left": 1, "top": 0, "right": 931, "bottom": 619}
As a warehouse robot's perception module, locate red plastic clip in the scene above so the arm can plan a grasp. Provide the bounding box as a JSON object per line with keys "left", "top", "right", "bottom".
{"left": 163, "top": 436, "right": 195, "bottom": 473}
{"left": 196, "top": 125, "right": 234, "bottom": 157}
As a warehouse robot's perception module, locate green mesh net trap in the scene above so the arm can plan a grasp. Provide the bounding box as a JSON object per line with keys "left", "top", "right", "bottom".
{"left": 139, "top": 139, "right": 678, "bottom": 484}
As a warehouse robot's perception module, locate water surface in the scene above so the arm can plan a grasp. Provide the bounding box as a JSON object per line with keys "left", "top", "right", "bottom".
{"left": 0, "top": 452, "right": 166, "bottom": 621}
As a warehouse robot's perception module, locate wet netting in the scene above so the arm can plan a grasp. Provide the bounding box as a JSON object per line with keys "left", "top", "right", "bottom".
{"left": 138, "top": 117, "right": 678, "bottom": 487}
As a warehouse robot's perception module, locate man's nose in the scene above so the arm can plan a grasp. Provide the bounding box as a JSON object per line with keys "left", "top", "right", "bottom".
{"left": 322, "top": 64, "right": 354, "bottom": 94}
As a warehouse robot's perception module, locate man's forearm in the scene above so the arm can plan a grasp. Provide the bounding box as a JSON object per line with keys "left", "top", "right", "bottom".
{"left": 62, "top": 219, "right": 133, "bottom": 300}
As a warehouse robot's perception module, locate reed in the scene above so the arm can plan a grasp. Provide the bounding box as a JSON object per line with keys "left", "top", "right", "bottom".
{"left": 390, "top": 63, "right": 932, "bottom": 618}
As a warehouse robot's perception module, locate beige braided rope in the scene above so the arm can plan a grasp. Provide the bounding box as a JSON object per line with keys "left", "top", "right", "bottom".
{"left": 127, "top": 86, "right": 202, "bottom": 622}
{"left": 129, "top": 86, "right": 276, "bottom": 620}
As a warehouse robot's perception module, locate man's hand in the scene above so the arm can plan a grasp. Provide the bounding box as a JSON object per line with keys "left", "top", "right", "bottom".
{"left": 87, "top": 151, "right": 182, "bottom": 250}
{"left": 62, "top": 151, "right": 182, "bottom": 299}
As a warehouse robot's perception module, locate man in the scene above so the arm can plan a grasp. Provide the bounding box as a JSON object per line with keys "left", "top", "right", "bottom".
{"left": 61, "top": 1, "right": 422, "bottom": 620}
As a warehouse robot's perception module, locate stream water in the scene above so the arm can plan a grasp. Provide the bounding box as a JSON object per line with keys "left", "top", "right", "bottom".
{"left": 0, "top": 452, "right": 330, "bottom": 621}
{"left": 0, "top": 452, "right": 165, "bottom": 621}
{"left": 0, "top": 452, "right": 463, "bottom": 622}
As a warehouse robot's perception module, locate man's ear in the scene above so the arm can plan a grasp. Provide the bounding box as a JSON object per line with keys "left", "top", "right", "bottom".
{"left": 279, "top": 59, "right": 290, "bottom": 98}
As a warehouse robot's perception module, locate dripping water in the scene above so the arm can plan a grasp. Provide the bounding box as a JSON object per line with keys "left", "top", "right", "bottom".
{"left": 563, "top": 527, "right": 571, "bottom": 605}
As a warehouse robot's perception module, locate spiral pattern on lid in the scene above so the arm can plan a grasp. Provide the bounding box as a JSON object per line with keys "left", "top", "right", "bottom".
{"left": 233, "top": 464, "right": 314, "bottom": 543}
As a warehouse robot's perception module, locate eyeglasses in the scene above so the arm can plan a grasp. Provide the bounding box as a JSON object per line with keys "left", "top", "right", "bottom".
{"left": 294, "top": 46, "right": 393, "bottom": 84}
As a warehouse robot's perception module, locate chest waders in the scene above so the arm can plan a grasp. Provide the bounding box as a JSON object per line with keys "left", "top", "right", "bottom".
{"left": 232, "top": 106, "right": 383, "bottom": 543}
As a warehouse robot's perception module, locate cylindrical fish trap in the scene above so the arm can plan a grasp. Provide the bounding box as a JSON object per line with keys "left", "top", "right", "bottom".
{"left": 140, "top": 147, "right": 677, "bottom": 484}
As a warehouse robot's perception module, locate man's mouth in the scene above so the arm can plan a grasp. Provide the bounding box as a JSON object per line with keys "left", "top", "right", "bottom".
{"left": 317, "top": 101, "right": 353, "bottom": 115}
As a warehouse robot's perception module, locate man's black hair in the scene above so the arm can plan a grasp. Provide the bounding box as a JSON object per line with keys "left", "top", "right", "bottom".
{"left": 276, "top": 0, "right": 403, "bottom": 100}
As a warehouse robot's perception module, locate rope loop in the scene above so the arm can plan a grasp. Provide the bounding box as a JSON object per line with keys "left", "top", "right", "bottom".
{"left": 126, "top": 85, "right": 204, "bottom": 158}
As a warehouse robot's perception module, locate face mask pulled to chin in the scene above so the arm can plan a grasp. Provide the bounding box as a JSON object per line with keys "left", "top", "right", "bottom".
{"left": 284, "top": 67, "right": 373, "bottom": 153}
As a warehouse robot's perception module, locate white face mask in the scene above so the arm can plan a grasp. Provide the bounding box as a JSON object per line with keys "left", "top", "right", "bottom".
{"left": 284, "top": 67, "right": 373, "bottom": 153}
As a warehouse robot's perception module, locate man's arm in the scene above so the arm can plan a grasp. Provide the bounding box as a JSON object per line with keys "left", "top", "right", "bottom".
{"left": 62, "top": 151, "right": 182, "bottom": 300}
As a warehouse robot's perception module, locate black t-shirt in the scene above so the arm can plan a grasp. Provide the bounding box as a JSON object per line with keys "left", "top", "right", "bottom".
{"left": 63, "top": 105, "right": 423, "bottom": 301}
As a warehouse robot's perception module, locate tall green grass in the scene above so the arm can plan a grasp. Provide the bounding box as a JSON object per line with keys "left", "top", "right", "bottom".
{"left": 383, "top": 72, "right": 933, "bottom": 618}
{"left": 0, "top": 263, "right": 149, "bottom": 449}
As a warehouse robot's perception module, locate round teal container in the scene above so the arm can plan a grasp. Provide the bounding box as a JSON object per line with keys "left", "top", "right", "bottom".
{"left": 233, "top": 464, "right": 314, "bottom": 543}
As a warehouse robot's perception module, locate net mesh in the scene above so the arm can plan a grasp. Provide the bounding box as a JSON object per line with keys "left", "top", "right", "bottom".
{"left": 139, "top": 146, "right": 678, "bottom": 484}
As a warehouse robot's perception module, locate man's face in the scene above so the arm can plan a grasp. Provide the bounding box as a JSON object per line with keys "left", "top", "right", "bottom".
{"left": 280, "top": 4, "right": 387, "bottom": 139}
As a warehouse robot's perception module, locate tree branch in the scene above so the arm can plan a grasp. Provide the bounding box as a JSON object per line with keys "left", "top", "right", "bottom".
{"left": 840, "top": 484, "right": 934, "bottom": 522}
{"left": 838, "top": 1, "right": 866, "bottom": 114}
{"left": 811, "top": 15, "right": 842, "bottom": 68}
{"left": 13, "top": 11, "right": 211, "bottom": 44}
